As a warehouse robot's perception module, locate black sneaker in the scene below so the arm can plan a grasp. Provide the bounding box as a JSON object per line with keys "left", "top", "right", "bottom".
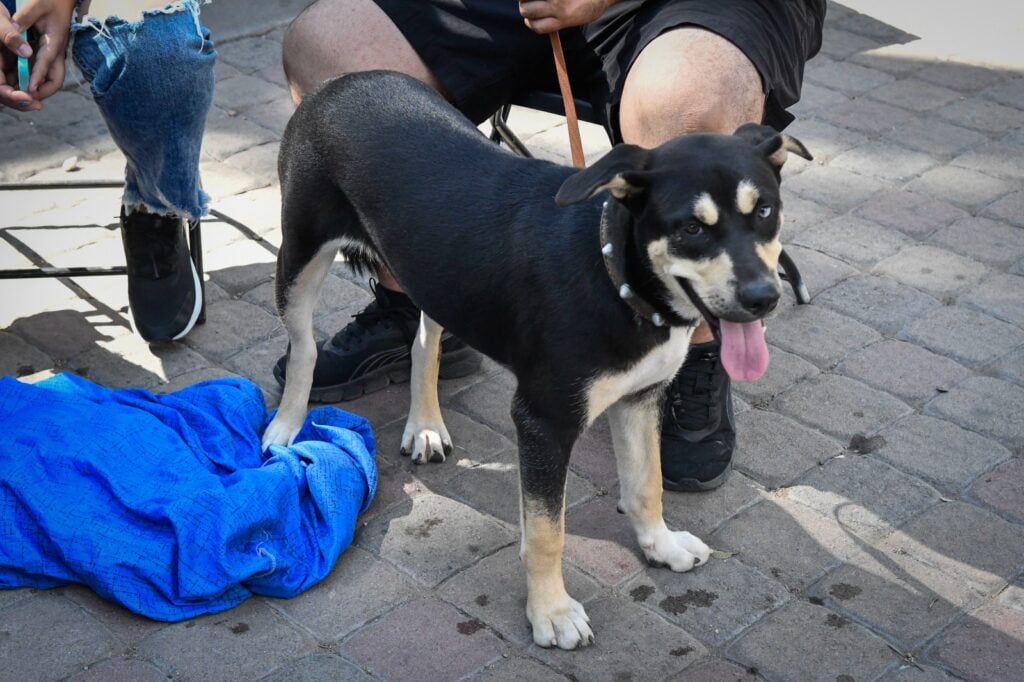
{"left": 273, "top": 281, "right": 482, "bottom": 402}
{"left": 120, "top": 207, "right": 202, "bottom": 343}
{"left": 661, "top": 340, "right": 735, "bottom": 492}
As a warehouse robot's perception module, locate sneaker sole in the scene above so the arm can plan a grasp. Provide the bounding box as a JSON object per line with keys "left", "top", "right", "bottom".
{"left": 662, "top": 460, "right": 732, "bottom": 493}
{"left": 274, "top": 345, "right": 483, "bottom": 403}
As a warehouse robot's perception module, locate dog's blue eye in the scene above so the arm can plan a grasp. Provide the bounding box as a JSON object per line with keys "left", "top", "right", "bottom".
{"left": 757, "top": 205, "right": 773, "bottom": 219}
{"left": 684, "top": 223, "right": 703, "bottom": 235}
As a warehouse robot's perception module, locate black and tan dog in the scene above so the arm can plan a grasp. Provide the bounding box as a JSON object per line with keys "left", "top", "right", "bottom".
{"left": 264, "top": 70, "right": 810, "bottom": 649}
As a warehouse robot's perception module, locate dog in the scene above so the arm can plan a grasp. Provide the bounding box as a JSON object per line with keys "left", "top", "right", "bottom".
{"left": 263, "top": 70, "right": 811, "bottom": 650}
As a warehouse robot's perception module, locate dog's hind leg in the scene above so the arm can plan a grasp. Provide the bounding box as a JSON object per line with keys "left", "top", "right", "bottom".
{"left": 513, "top": 394, "right": 593, "bottom": 649}
{"left": 606, "top": 390, "right": 712, "bottom": 571}
{"left": 262, "top": 238, "right": 342, "bottom": 451}
{"left": 401, "top": 312, "right": 452, "bottom": 464}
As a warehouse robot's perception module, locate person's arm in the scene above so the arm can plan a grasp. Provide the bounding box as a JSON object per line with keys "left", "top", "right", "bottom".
{"left": 518, "top": 0, "right": 616, "bottom": 34}
{"left": 1, "top": 0, "right": 77, "bottom": 111}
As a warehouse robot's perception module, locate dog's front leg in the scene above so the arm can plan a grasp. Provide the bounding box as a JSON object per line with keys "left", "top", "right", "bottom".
{"left": 401, "top": 312, "right": 452, "bottom": 464}
{"left": 513, "top": 395, "right": 593, "bottom": 649}
{"left": 607, "top": 391, "right": 712, "bottom": 571}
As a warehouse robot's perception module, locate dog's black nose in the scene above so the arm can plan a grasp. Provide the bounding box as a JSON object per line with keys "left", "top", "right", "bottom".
{"left": 738, "top": 280, "right": 780, "bottom": 316}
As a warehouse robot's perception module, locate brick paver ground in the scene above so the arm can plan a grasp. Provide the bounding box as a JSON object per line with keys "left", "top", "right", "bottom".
{"left": 2, "top": 2, "right": 1022, "bottom": 680}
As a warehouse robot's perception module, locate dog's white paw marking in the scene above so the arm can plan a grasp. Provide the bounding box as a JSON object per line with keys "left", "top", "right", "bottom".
{"left": 528, "top": 596, "right": 594, "bottom": 650}
{"left": 400, "top": 419, "right": 452, "bottom": 464}
{"left": 641, "top": 529, "right": 712, "bottom": 573}
{"left": 261, "top": 416, "right": 301, "bottom": 452}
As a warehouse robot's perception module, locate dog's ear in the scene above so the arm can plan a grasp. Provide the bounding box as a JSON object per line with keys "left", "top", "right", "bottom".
{"left": 734, "top": 123, "right": 813, "bottom": 168}
{"left": 555, "top": 144, "right": 653, "bottom": 206}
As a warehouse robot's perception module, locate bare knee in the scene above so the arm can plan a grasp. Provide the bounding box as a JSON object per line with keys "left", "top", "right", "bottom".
{"left": 619, "top": 27, "right": 765, "bottom": 146}
{"left": 282, "top": 0, "right": 443, "bottom": 105}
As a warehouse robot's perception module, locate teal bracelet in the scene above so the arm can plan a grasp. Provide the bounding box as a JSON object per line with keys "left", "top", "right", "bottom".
{"left": 16, "top": 0, "right": 29, "bottom": 91}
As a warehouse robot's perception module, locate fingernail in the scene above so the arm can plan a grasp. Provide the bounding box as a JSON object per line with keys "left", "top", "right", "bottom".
{"left": 18, "top": 44, "right": 32, "bottom": 57}
{"left": 18, "top": 101, "right": 30, "bottom": 109}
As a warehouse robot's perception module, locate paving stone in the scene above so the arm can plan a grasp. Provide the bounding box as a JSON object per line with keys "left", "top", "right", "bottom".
{"left": 183, "top": 299, "right": 281, "bottom": 362}
{"left": 905, "top": 165, "right": 1017, "bottom": 211}
{"left": 816, "top": 275, "right": 941, "bottom": 337}
{"left": 202, "top": 106, "right": 278, "bottom": 162}
{"left": 662, "top": 471, "right": 766, "bottom": 539}
{"left": 0, "top": 592, "right": 118, "bottom": 682}
{"left": 980, "top": 76, "right": 1024, "bottom": 108}
{"left": 733, "top": 346, "right": 819, "bottom": 404}
{"left": 931, "top": 606, "right": 1024, "bottom": 681}
{"left": 880, "top": 663, "right": 957, "bottom": 681}
{"left": 874, "top": 245, "right": 990, "bottom": 297}
{"left": 438, "top": 546, "right": 601, "bottom": 645}
{"left": 523, "top": 121, "right": 612, "bottom": 166}
{"left": 830, "top": 141, "right": 938, "bottom": 184}
{"left": 530, "top": 596, "right": 707, "bottom": 681}
{"left": 733, "top": 410, "right": 843, "bottom": 490}
{"left": 811, "top": 550, "right": 988, "bottom": 650}
{"left": 917, "top": 61, "right": 1013, "bottom": 94}
{"left": 151, "top": 366, "right": 242, "bottom": 395}
{"left": 205, "top": 239, "right": 278, "bottom": 295}
{"left": 787, "top": 82, "right": 851, "bottom": 119}
{"left": 818, "top": 27, "right": 883, "bottom": 60}
{"left": 360, "top": 464, "right": 428, "bottom": 522}
{"left": 784, "top": 118, "right": 868, "bottom": 166}
{"left": 0, "top": 330, "right": 52, "bottom": 377}
{"left": 340, "top": 597, "right": 505, "bottom": 680}
{"left": 952, "top": 140, "right": 1024, "bottom": 182}
{"left": 837, "top": 339, "right": 971, "bottom": 405}
{"left": 244, "top": 97, "right": 295, "bottom": 137}
{"left": 357, "top": 493, "right": 514, "bottom": 586}
{"left": 867, "top": 78, "right": 964, "bottom": 112}
{"left": 466, "top": 656, "right": 568, "bottom": 681}
{"left": 335, "top": 381, "right": 418, "bottom": 433}
{"left": 805, "top": 59, "right": 896, "bottom": 96}
{"left": 262, "top": 653, "right": 371, "bottom": 682}
{"left": 774, "top": 374, "right": 912, "bottom": 441}
{"left": 768, "top": 305, "right": 881, "bottom": 369}
{"left": 9, "top": 307, "right": 130, "bottom": 361}
{"left": 67, "top": 658, "right": 168, "bottom": 682}
{"left": 932, "top": 217, "right": 1024, "bottom": 268}
{"left": 212, "top": 185, "right": 284, "bottom": 236}
{"left": 787, "top": 454, "right": 940, "bottom": 542}
{"left": 849, "top": 46, "right": 930, "bottom": 76}
{"left": 563, "top": 496, "right": 646, "bottom": 586}
{"left": 881, "top": 501, "right": 1024, "bottom": 592}
{"left": 68, "top": 333, "right": 210, "bottom": 390}
{"left": 984, "top": 190, "right": 1024, "bottom": 228}
{"left": 970, "top": 457, "right": 1024, "bottom": 523}
{"left": 999, "top": 579, "right": 1024, "bottom": 613}
{"left": 269, "top": 547, "right": 418, "bottom": 642}
{"left": 961, "top": 273, "right": 1024, "bottom": 327}
{"left": 882, "top": 117, "right": 990, "bottom": 157}
{"left": 729, "top": 600, "right": 897, "bottom": 682}
{"left": 445, "top": 453, "right": 595, "bottom": 525}
{"left": 222, "top": 332, "right": 289, "bottom": 394}
{"left": 374, "top": 409, "right": 514, "bottom": 478}
{"left": 449, "top": 372, "right": 518, "bottom": 441}
{"left": 778, "top": 193, "right": 838, "bottom": 238}
{"left": 2, "top": 125, "right": 84, "bottom": 179}
{"left": 985, "top": 345, "right": 1024, "bottom": 387}
{"left": 624, "top": 556, "right": 790, "bottom": 647}
{"left": 901, "top": 307, "right": 1024, "bottom": 367}
{"left": 667, "top": 658, "right": 759, "bottom": 681}
{"left": 60, "top": 585, "right": 169, "bottom": 646}
{"left": 200, "top": 161, "right": 267, "bottom": 200}
{"left": 834, "top": 11, "right": 916, "bottom": 43}
{"left": 0, "top": 587, "right": 36, "bottom": 608}
{"left": 214, "top": 74, "right": 290, "bottom": 113}
{"left": 933, "top": 98, "right": 1024, "bottom": 135}
{"left": 216, "top": 35, "right": 284, "bottom": 75}
{"left": 816, "top": 96, "right": 917, "bottom": 135}
{"left": 243, "top": 273, "right": 367, "bottom": 321}
{"left": 223, "top": 142, "right": 282, "bottom": 186}
{"left": 779, "top": 246, "right": 859, "bottom": 301}
{"left": 568, "top": 416, "right": 618, "bottom": 489}
{"left": 137, "top": 599, "right": 310, "bottom": 681}
{"left": 711, "top": 496, "right": 864, "bottom": 590}
{"left": 876, "top": 415, "right": 1012, "bottom": 492}
{"left": 783, "top": 165, "right": 886, "bottom": 212}
{"left": 794, "top": 214, "right": 912, "bottom": 269}
{"left": 853, "top": 188, "right": 968, "bottom": 240}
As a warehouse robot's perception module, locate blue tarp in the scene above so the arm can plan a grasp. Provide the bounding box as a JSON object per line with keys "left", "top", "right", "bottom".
{"left": 0, "top": 373, "right": 376, "bottom": 621}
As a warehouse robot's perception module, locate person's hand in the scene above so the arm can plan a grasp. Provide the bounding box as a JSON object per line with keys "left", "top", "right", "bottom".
{"left": 518, "top": 0, "right": 613, "bottom": 34}
{"left": 1, "top": 0, "right": 75, "bottom": 111}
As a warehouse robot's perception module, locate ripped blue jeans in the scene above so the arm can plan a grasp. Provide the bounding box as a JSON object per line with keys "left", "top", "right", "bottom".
{"left": 71, "top": 0, "right": 216, "bottom": 220}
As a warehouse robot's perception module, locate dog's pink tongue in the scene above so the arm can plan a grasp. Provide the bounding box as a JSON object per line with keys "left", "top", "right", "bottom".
{"left": 719, "top": 320, "right": 770, "bottom": 382}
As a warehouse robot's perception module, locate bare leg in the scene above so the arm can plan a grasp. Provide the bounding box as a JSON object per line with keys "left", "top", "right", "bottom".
{"left": 620, "top": 27, "right": 765, "bottom": 342}
{"left": 401, "top": 313, "right": 452, "bottom": 464}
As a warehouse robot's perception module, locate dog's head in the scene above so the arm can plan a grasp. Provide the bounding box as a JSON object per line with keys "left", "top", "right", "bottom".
{"left": 556, "top": 123, "right": 811, "bottom": 380}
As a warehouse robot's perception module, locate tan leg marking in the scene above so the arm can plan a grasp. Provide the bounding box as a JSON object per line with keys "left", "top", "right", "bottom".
{"left": 606, "top": 395, "right": 711, "bottom": 572}
{"left": 401, "top": 313, "right": 451, "bottom": 464}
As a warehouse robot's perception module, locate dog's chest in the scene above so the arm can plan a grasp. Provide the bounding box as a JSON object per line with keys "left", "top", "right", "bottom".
{"left": 585, "top": 327, "right": 691, "bottom": 424}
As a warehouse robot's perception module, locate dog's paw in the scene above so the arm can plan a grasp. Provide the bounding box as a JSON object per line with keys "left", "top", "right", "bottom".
{"left": 528, "top": 596, "right": 594, "bottom": 650}
{"left": 400, "top": 419, "right": 452, "bottom": 464}
{"left": 261, "top": 416, "right": 301, "bottom": 452}
{"left": 641, "top": 529, "right": 712, "bottom": 573}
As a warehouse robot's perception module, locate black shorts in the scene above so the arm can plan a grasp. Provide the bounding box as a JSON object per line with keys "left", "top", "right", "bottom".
{"left": 372, "top": 0, "right": 825, "bottom": 140}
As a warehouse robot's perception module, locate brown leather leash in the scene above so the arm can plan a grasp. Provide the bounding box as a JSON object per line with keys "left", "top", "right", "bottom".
{"left": 548, "top": 32, "right": 586, "bottom": 168}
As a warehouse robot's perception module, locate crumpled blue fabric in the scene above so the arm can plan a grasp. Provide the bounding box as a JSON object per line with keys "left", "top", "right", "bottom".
{"left": 0, "top": 373, "right": 376, "bottom": 621}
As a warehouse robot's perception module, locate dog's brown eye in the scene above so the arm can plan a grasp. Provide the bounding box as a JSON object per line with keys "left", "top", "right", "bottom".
{"left": 684, "top": 223, "right": 703, "bottom": 235}
{"left": 757, "top": 205, "right": 773, "bottom": 219}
